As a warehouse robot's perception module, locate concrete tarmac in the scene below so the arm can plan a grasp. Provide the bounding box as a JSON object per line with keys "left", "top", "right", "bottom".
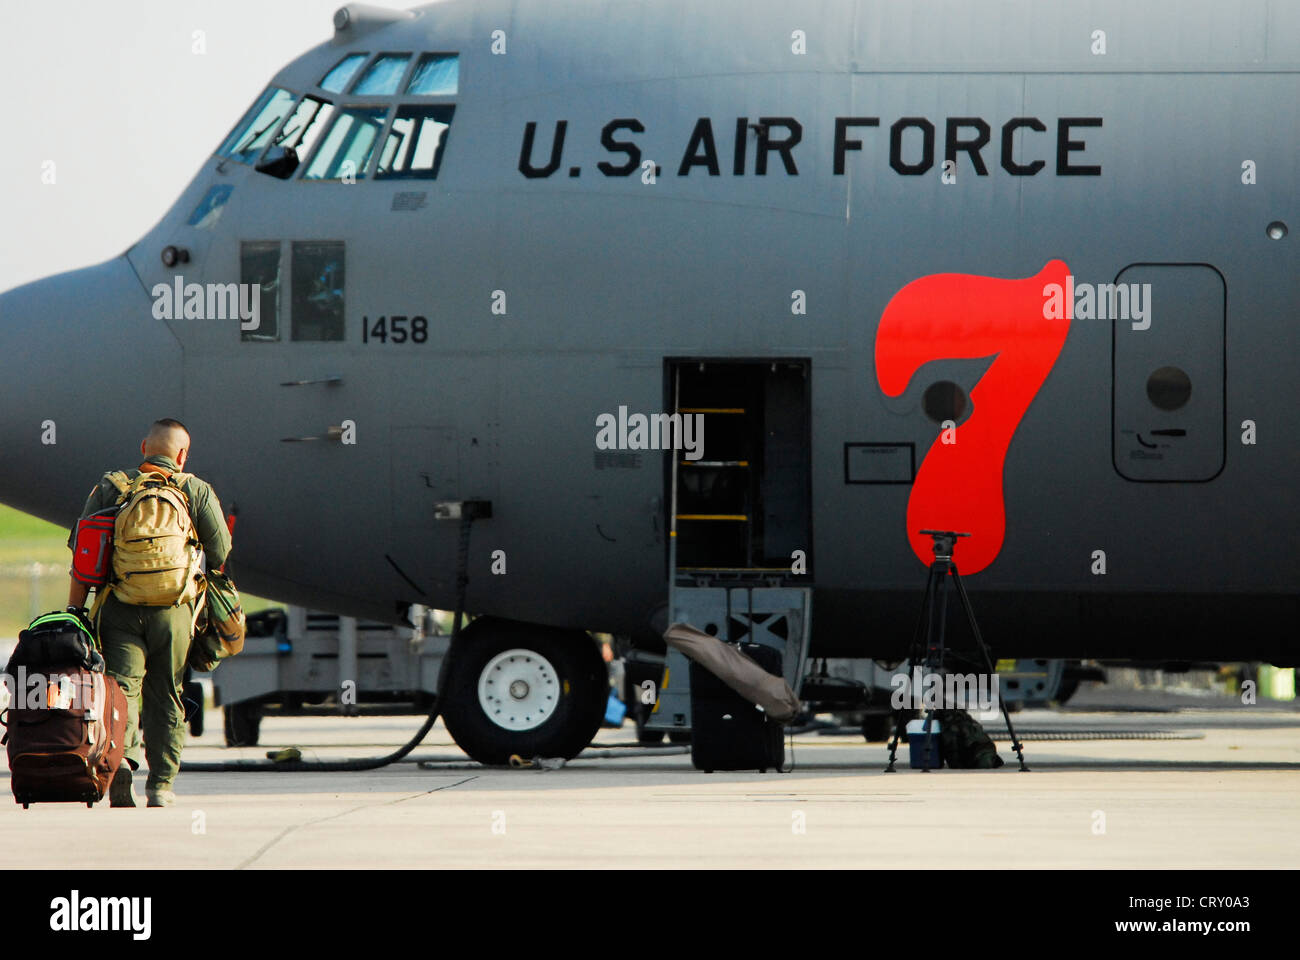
{"left": 1, "top": 694, "right": 1297, "bottom": 869}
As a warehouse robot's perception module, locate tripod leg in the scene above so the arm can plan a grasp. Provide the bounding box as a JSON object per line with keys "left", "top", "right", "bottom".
{"left": 949, "top": 565, "right": 1029, "bottom": 771}
{"left": 886, "top": 562, "right": 940, "bottom": 773}
{"left": 921, "top": 569, "right": 951, "bottom": 773}
{"left": 883, "top": 708, "right": 908, "bottom": 773}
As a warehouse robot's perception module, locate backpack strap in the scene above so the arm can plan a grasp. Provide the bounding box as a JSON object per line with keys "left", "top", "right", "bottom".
{"left": 190, "top": 577, "right": 209, "bottom": 637}
{"left": 160, "top": 472, "right": 199, "bottom": 538}
{"left": 105, "top": 471, "right": 131, "bottom": 503}
{"left": 88, "top": 585, "right": 110, "bottom": 630}
{"left": 127, "top": 470, "right": 191, "bottom": 508}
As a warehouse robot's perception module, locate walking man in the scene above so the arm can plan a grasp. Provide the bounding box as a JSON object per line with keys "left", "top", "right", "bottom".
{"left": 67, "top": 419, "right": 231, "bottom": 806}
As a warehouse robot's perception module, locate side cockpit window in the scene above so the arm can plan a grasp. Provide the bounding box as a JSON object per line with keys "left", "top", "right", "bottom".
{"left": 217, "top": 87, "right": 295, "bottom": 164}
{"left": 376, "top": 106, "right": 455, "bottom": 179}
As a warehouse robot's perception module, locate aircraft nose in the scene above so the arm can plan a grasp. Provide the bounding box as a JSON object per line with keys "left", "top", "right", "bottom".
{"left": 0, "top": 256, "right": 184, "bottom": 521}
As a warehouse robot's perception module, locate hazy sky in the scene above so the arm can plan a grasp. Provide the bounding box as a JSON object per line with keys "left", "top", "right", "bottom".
{"left": 0, "top": 0, "right": 352, "bottom": 292}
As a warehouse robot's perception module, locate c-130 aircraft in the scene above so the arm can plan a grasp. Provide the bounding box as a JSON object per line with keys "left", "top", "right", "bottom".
{"left": 0, "top": 0, "right": 1295, "bottom": 764}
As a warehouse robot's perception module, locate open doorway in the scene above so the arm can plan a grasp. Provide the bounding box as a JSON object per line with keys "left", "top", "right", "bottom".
{"left": 665, "top": 359, "right": 812, "bottom": 579}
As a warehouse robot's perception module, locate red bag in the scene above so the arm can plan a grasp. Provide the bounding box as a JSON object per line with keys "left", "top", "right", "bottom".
{"left": 71, "top": 507, "right": 118, "bottom": 587}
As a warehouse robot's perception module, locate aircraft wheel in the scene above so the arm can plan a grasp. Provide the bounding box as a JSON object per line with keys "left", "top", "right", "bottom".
{"left": 861, "top": 714, "right": 897, "bottom": 743}
{"left": 223, "top": 700, "right": 263, "bottom": 747}
{"left": 1053, "top": 677, "right": 1080, "bottom": 704}
{"left": 636, "top": 725, "right": 666, "bottom": 744}
{"left": 441, "top": 618, "right": 607, "bottom": 765}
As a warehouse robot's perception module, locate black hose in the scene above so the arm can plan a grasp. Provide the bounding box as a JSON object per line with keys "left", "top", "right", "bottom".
{"left": 987, "top": 729, "right": 1204, "bottom": 741}
{"left": 179, "top": 701, "right": 445, "bottom": 772}
{"left": 181, "top": 512, "right": 476, "bottom": 773}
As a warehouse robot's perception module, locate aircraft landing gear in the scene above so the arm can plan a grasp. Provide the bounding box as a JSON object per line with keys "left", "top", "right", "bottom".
{"left": 223, "top": 699, "right": 263, "bottom": 747}
{"left": 440, "top": 617, "right": 608, "bottom": 765}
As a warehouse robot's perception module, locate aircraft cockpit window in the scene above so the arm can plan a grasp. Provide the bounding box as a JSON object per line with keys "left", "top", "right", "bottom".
{"left": 271, "top": 96, "right": 335, "bottom": 159}
{"left": 405, "top": 54, "right": 459, "bottom": 95}
{"left": 218, "top": 87, "right": 296, "bottom": 164}
{"left": 301, "top": 107, "right": 387, "bottom": 181}
{"left": 375, "top": 106, "right": 455, "bottom": 179}
{"left": 352, "top": 54, "right": 411, "bottom": 95}
{"left": 320, "top": 53, "right": 367, "bottom": 93}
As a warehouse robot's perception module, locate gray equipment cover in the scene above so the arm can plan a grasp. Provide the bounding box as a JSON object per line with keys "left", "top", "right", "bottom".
{"left": 663, "top": 622, "right": 800, "bottom": 722}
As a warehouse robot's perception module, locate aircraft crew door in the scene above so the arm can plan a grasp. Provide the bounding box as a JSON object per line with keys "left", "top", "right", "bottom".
{"left": 647, "top": 360, "right": 814, "bottom": 734}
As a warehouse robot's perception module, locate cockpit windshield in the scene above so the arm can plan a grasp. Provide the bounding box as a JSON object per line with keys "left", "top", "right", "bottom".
{"left": 220, "top": 50, "right": 462, "bottom": 177}
{"left": 352, "top": 54, "right": 411, "bottom": 95}
{"left": 301, "top": 107, "right": 387, "bottom": 180}
{"left": 320, "top": 53, "right": 366, "bottom": 93}
{"left": 272, "top": 96, "right": 335, "bottom": 158}
{"left": 217, "top": 87, "right": 295, "bottom": 164}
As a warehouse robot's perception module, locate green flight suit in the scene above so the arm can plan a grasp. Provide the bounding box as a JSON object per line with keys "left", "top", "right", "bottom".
{"left": 68, "top": 453, "right": 231, "bottom": 791}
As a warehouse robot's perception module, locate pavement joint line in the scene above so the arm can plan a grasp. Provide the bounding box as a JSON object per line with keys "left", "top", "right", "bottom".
{"left": 235, "top": 775, "right": 478, "bottom": 869}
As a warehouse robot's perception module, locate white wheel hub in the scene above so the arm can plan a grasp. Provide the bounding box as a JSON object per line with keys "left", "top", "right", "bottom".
{"left": 478, "top": 648, "right": 560, "bottom": 732}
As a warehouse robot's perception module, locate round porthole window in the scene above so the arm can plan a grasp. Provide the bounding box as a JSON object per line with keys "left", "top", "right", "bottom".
{"left": 923, "top": 381, "right": 968, "bottom": 424}
{"left": 1146, "top": 366, "right": 1192, "bottom": 411}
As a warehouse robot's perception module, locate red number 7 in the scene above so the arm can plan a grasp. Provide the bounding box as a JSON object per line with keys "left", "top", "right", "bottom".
{"left": 874, "top": 260, "right": 1072, "bottom": 574}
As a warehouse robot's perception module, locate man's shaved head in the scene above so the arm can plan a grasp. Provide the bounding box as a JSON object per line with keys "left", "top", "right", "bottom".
{"left": 143, "top": 418, "right": 191, "bottom": 461}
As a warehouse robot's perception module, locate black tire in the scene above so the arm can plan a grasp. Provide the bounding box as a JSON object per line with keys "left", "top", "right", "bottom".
{"left": 440, "top": 618, "right": 607, "bottom": 765}
{"left": 636, "top": 726, "right": 666, "bottom": 745}
{"left": 1053, "top": 676, "right": 1080, "bottom": 704}
{"left": 861, "top": 713, "right": 897, "bottom": 743}
{"left": 223, "top": 700, "right": 263, "bottom": 747}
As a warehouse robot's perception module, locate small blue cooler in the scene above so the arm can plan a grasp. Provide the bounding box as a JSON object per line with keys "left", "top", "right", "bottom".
{"left": 906, "top": 717, "right": 943, "bottom": 769}
{"left": 603, "top": 691, "right": 627, "bottom": 727}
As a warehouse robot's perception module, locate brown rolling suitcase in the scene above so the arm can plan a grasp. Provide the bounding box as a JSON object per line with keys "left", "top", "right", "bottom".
{"left": 4, "top": 669, "right": 128, "bottom": 808}
{"left": 2, "top": 611, "right": 129, "bottom": 808}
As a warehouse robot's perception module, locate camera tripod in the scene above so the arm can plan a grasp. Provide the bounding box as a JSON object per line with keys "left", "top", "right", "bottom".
{"left": 884, "top": 530, "right": 1029, "bottom": 773}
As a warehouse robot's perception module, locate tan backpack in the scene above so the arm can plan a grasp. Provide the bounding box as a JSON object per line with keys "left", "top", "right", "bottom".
{"left": 104, "top": 470, "right": 204, "bottom": 607}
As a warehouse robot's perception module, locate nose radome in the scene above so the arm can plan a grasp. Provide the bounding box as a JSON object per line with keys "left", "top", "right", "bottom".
{"left": 0, "top": 256, "right": 184, "bottom": 525}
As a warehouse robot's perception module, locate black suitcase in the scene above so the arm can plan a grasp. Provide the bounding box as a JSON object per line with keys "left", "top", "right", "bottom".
{"left": 689, "top": 642, "right": 786, "bottom": 773}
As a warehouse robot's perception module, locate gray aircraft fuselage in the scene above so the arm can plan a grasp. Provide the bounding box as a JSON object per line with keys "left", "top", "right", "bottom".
{"left": 1, "top": 0, "right": 1296, "bottom": 662}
